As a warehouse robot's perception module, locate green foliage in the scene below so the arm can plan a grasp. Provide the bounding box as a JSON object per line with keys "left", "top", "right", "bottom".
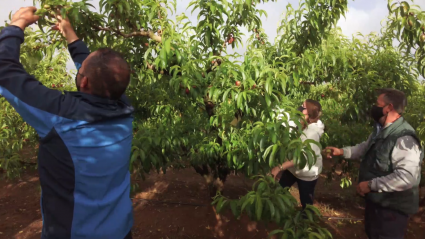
{"left": 387, "top": 0, "right": 425, "bottom": 77}
{"left": 213, "top": 175, "right": 332, "bottom": 239}
{"left": 1, "top": 0, "right": 425, "bottom": 236}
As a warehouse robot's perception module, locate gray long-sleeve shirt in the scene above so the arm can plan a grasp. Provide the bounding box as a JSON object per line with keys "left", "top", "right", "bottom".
{"left": 343, "top": 129, "right": 422, "bottom": 193}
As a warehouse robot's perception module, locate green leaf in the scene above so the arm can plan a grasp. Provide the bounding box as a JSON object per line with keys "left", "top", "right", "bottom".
{"left": 269, "top": 144, "right": 278, "bottom": 167}
{"left": 268, "top": 230, "right": 284, "bottom": 238}
{"left": 260, "top": 137, "right": 266, "bottom": 152}
{"left": 308, "top": 232, "right": 323, "bottom": 239}
{"left": 263, "top": 144, "right": 273, "bottom": 160}
{"left": 293, "top": 71, "right": 300, "bottom": 85}
{"left": 265, "top": 199, "right": 275, "bottom": 218}
{"left": 164, "top": 38, "right": 171, "bottom": 55}
{"left": 130, "top": 150, "right": 139, "bottom": 164}
{"left": 241, "top": 197, "right": 252, "bottom": 212}
{"left": 256, "top": 193, "right": 263, "bottom": 221}
{"left": 230, "top": 200, "right": 239, "bottom": 217}
{"left": 216, "top": 197, "right": 226, "bottom": 213}
{"left": 305, "top": 209, "right": 314, "bottom": 222}
{"left": 265, "top": 94, "right": 271, "bottom": 107}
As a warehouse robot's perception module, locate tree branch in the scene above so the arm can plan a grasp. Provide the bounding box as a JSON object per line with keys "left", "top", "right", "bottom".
{"left": 91, "top": 25, "right": 162, "bottom": 43}
{"left": 146, "top": 62, "right": 155, "bottom": 70}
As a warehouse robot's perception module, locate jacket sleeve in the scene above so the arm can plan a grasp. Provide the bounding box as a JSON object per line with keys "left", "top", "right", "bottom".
{"left": 0, "top": 26, "right": 67, "bottom": 138}
{"left": 370, "top": 136, "right": 422, "bottom": 192}
{"left": 342, "top": 134, "right": 372, "bottom": 160}
{"left": 68, "top": 39, "right": 90, "bottom": 71}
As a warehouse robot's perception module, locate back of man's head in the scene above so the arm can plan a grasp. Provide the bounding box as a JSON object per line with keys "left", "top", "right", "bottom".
{"left": 84, "top": 48, "right": 130, "bottom": 100}
{"left": 376, "top": 88, "right": 407, "bottom": 114}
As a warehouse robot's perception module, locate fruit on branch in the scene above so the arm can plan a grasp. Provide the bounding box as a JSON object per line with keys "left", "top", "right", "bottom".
{"left": 321, "top": 94, "right": 325, "bottom": 98}
{"left": 185, "top": 88, "right": 190, "bottom": 94}
{"left": 325, "top": 149, "right": 331, "bottom": 158}
{"left": 44, "top": 5, "right": 51, "bottom": 9}
{"left": 228, "top": 37, "right": 234, "bottom": 44}
{"left": 52, "top": 84, "right": 56, "bottom": 88}
{"left": 235, "top": 81, "right": 241, "bottom": 86}
{"left": 408, "top": 20, "right": 413, "bottom": 27}
{"left": 252, "top": 84, "right": 256, "bottom": 89}
{"left": 420, "top": 34, "right": 425, "bottom": 42}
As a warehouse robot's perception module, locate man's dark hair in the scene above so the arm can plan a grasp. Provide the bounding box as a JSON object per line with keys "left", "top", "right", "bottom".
{"left": 84, "top": 48, "right": 130, "bottom": 100}
{"left": 376, "top": 88, "right": 407, "bottom": 114}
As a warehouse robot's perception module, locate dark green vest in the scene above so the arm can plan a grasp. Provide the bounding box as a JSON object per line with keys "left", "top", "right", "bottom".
{"left": 359, "top": 117, "right": 424, "bottom": 215}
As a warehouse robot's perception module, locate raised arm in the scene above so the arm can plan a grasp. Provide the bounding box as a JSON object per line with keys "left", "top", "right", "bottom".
{"left": 52, "top": 14, "right": 90, "bottom": 70}
{"left": 53, "top": 15, "right": 131, "bottom": 104}
{"left": 0, "top": 7, "right": 67, "bottom": 138}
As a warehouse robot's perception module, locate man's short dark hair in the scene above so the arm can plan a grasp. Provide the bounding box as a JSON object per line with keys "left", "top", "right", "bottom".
{"left": 376, "top": 88, "right": 407, "bottom": 114}
{"left": 84, "top": 48, "right": 130, "bottom": 100}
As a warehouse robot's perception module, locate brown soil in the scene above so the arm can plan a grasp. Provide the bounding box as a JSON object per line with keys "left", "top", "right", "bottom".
{"left": 0, "top": 165, "right": 424, "bottom": 239}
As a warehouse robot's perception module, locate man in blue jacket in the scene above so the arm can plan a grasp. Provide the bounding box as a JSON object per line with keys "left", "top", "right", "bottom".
{"left": 0, "top": 7, "right": 134, "bottom": 239}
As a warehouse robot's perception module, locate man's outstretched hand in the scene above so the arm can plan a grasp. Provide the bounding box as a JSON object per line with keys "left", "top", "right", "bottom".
{"left": 51, "top": 14, "right": 78, "bottom": 44}
{"left": 322, "top": 147, "right": 344, "bottom": 159}
{"left": 10, "top": 7, "right": 39, "bottom": 31}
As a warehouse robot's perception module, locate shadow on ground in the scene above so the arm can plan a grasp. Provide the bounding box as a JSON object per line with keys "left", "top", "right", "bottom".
{"left": 0, "top": 167, "right": 424, "bottom": 239}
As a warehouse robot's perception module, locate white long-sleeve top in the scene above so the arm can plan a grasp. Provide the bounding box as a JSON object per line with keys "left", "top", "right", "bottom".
{"left": 288, "top": 120, "right": 325, "bottom": 181}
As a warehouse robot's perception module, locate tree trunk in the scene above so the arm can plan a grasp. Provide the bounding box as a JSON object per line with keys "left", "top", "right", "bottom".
{"left": 192, "top": 162, "right": 230, "bottom": 198}
{"left": 420, "top": 197, "right": 425, "bottom": 207}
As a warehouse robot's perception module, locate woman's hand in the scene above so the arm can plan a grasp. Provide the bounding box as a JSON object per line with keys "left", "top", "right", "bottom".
{"left": 271, "top": 166, "right": 282, "bottom": 180}
{"left": 271, "top": 161, "right": 294, "bottom": 180}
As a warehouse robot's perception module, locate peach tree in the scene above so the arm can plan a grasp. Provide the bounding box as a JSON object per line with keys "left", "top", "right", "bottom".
{"left": 23, "top": 0, "right": 349, "bottom": 237}
{"left": 2, "top": 0, "right": 424, "bottom": 237}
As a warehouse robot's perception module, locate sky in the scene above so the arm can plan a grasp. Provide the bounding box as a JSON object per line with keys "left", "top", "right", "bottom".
{"left": 1, "top": 0, "right": 425, "bottom": 71}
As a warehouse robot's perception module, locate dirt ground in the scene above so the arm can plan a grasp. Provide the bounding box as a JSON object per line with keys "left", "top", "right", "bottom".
{"left": 0, "top": 164, "right": 424, "bottom": 239}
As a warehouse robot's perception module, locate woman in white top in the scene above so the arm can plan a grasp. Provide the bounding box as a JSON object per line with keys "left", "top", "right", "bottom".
{"left": 272, "top": 99, "right": 325, "bottom": 209}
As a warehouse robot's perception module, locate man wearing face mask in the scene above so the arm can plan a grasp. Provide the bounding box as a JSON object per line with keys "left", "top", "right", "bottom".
{"left": 325, "top": 88, "right": 423, "bottom": 239}
{"left": 0, "top": 7, "right": 133, "bottom": 239}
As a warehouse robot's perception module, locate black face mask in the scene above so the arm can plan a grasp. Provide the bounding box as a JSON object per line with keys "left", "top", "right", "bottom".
{"left": 297, "top": 106, "right": 306, "bottom": 112}
{"left": 370, "top": 105, "right": 386, "bottom": 122}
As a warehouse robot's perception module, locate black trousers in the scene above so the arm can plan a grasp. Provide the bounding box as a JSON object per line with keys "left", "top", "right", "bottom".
{"left": 365, "top": 200, "right": 409, "bottom": 239}
{"left": 279, "top": 170, "right": 318, "bottom": 209}
{"left": 124, "top": 231, "right": 133, "bottom": 239}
